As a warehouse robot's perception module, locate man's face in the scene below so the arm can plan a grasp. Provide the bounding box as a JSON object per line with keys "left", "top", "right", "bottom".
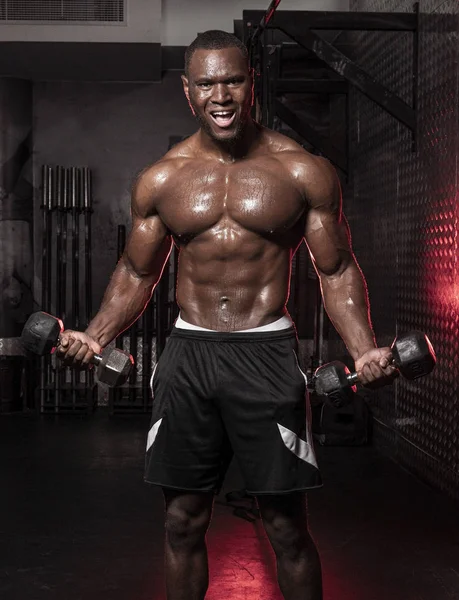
{"left": 182, "top": 47, "right": 253, "bottom": 143}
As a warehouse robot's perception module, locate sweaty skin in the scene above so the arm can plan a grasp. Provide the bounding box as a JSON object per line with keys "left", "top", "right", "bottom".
{"left": 57, "top": 47, "right": 396, "bottom": 387}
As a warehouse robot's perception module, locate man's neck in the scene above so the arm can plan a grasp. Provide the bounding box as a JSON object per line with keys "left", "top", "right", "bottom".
{"left": 198, "top": 120, "right": 261, "bottom": 163}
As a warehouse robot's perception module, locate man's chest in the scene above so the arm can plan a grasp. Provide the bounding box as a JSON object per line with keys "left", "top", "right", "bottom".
{"left": 158, "top": 163, "right": 305, "bottom": 236}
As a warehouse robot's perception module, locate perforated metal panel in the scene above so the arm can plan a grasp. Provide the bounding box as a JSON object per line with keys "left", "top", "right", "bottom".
{"left": 0, "top": 0, "right": 125, "bottom": 22}
{"left": 346, "top": 0, "right": 459, "bottom": 498}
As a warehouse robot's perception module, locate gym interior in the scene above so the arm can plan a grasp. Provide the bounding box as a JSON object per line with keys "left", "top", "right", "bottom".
{"left": 1, "top": 1, "right": 459, "bottom": 599}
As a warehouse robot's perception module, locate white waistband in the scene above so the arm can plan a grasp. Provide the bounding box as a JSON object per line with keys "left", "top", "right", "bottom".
{"left": 175, "top": 313, "right": 293, "bottom": 333}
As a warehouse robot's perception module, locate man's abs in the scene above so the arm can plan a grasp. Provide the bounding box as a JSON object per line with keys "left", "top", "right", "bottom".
{"left": 175, "top": 234, "right": 295, "bottom": 332}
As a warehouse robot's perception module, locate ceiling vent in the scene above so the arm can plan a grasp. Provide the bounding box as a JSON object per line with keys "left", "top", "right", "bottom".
{"left": 0, "top": 0, "right": 125, "bottom": 23}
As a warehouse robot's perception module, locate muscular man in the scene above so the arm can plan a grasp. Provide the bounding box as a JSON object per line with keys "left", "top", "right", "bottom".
{"left": 57, "top": 31, "right": 397, "bottom": 600}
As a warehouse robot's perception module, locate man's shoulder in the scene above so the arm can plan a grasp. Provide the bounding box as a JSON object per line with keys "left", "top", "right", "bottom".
{"left": 140, "top": 137, "right": 198, "bottom": 187}
{"left": 162, "top": 133, "right": 199, "bottom": 164}
{"left": 263, "top": 128, "right": 305, "bottom": 154}
{"left": 263, "top": 129, "right": 335, "bottom": 181}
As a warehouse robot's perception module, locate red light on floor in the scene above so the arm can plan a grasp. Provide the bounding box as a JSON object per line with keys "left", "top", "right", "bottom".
{"left": 207, "top": 510, "right": 282, "bottom": 599}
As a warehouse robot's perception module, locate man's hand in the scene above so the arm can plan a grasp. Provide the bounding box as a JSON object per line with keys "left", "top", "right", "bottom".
{"left": 56, "top": 330, "right": 102, "bottom": 368}
{"left": 355, "top": 347, "right": 399, "bottom": 389}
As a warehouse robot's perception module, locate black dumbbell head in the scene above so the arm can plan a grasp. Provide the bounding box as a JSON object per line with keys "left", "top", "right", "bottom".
{"left": 97, "top": 348, "right": 133, "bottom": 386}
{"left": 314, "top": 360, "right": 356, "bottom": 407}
{"left": 21, "top": 312, "right": 63, "bottom": 355}
{"left": 392, "top": 331, "right": 436, "bottom": 380}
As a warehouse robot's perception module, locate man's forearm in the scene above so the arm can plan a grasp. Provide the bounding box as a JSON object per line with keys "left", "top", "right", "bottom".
{"left": 85, "top": 257, "right": 158, "bottom": 347}
{"left": 319, "top": 260, "right": 376, "bottom": 361}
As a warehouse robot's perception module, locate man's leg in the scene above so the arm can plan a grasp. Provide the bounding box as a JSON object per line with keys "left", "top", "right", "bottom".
{"left": 257, "top": 492, "right": 322, "bottom": 600}
{"left": 163, "top": 488, "right": 214, "bottom": 600}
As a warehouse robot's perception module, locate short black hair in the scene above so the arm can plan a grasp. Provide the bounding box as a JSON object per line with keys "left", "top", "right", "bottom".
{"left": 184, "top": 30, "right": 249, "bottom": 77}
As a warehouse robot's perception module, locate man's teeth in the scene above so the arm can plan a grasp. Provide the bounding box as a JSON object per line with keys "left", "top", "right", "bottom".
{"left": 210, "top": 111, "right": 236, "bottom": 127}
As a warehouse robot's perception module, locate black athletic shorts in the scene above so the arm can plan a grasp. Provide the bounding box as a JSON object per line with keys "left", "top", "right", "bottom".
{"left": 144, "top": 326, "right": 322, "bottom": 495}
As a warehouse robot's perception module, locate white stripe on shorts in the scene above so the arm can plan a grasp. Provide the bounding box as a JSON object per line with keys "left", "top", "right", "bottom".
{"left": 276, "top": 350, "right": 318, "bottom": 469}
{"left": 146, "top": 363, "right": 161, "bottom": 451}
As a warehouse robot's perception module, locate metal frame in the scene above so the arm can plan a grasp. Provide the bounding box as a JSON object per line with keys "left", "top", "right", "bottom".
{"left": 244, "top": 4, "right": 420, "bottom": 173}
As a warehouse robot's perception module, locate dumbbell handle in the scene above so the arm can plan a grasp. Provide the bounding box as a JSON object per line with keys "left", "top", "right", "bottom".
{"left": 92, "top": 354, "right": 103, "bottom": 366}
{"left": 346, "top": 372, "right": 359, "bottom": 386}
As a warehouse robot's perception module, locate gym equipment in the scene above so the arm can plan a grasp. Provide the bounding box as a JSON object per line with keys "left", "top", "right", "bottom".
{"left": 40, "top": 166, "right": 54, "bottom": 410}
{"left": 41, "top": 166, "right": 53, "bottom": 313}
{"left": 69, "top": 168, "right": 80, "bottom": 405}
{"left": 82, "top": 168, "right": 93, "bottom": 326}
{"left": 55, "top": 166, "right": 66, "bottom": 403}
{"left": 21, "top": 312, "right": 133, "bottom": 387}
{"left": 314, "top": 331, "right": 436, "bottom": 407}
{"left": 80, "top": 167, "right": 95, "bottom": 399}
{"left": 244, "top": 4, "right": 420, "bottom": 166}
{"left": 38, "top": 164, "right": 96, "bottom": 412}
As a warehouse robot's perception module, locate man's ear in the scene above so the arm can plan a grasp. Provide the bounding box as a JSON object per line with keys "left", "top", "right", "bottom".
{"left": 181, "top": 74, "right": 195, "bottom": 116}
{"left": 181, "top": 74, "right": 191, "bottom": 103}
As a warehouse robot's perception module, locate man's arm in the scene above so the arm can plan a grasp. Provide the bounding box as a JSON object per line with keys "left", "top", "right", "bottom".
{"left": 58, "top": 163, "right": 172, "bottom": 365}
{"left": 302, "top": 155, "right": 395, "bottom": 385}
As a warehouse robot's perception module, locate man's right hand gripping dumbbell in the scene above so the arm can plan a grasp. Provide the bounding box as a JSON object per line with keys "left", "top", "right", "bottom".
{"left": 21, "top": 311, "right": 133, "bottom": 387}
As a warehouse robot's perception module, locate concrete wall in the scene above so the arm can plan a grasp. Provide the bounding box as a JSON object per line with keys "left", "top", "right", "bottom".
{"left": 33, "top": 72, "right": 196, "bottom": 317}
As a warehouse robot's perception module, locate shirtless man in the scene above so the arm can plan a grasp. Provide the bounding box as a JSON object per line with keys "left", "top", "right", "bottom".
{"left": 57, "top": 30, "right": 397, "bottom": 600}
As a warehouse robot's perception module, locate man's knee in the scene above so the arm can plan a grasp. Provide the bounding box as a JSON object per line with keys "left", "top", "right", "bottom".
{"left": 258, "top": 494, "right": 313, "bottom": 560}
{"left": 263, "top": 514, "right": 311, "bottom": 557}
{"left": 164, "top": 491, "right": 213, "bottom": 551}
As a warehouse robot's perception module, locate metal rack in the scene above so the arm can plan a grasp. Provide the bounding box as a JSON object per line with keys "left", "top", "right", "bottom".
{"left": 39, "top": 165, "right": 96, "bottom": 413}
{"left": 244, "top": 1, "right": 421, "bottom": 175}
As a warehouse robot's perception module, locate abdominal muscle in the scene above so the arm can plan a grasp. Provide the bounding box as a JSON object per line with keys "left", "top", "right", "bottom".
{"left": 175, "top": 237, "right": 294, "bottom": 332}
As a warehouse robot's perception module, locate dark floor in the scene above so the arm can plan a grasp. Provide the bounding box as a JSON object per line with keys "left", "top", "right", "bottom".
{"left": 1, "top": 412, "right": 459, "bottom": 600}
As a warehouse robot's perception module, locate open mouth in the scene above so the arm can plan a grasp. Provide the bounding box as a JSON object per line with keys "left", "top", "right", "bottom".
{"left": 209, "top": 110, "right": 236, "bottom": 129}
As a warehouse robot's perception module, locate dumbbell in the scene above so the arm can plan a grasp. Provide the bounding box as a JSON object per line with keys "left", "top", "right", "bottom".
{"left": 21, "top": 311, "right": 133, "bottom": 387}
{"left": 314, "top": 331, "right": 436, "bottom": 407}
